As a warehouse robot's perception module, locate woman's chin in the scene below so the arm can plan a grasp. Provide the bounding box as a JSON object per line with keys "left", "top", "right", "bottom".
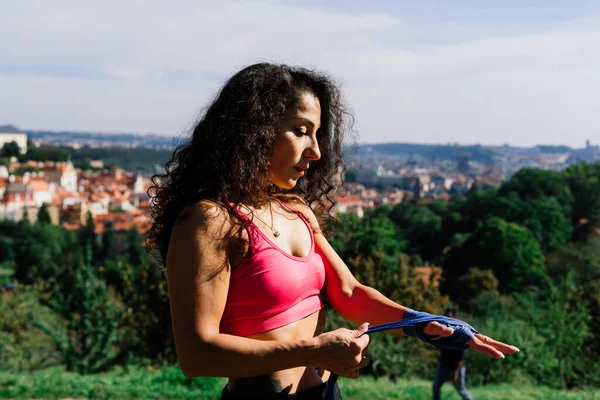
{"left": 273, "top": 179, "right": 297, "bottom": 190}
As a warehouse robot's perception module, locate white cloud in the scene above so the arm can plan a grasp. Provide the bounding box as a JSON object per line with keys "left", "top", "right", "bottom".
{"left": 1, "top": 0, "right": 599, "bottom": 146}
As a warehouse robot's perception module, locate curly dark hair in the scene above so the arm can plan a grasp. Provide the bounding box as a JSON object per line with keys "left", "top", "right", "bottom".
{"left": 147, "top": 62, "right": 356, "bottom": 264}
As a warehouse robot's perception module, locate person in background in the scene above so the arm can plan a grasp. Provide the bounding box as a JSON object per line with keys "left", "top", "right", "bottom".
{"left": 433, "top": 308, "right": 473, "bottom": 400}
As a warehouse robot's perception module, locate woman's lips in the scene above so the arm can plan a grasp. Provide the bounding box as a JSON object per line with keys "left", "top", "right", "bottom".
{"left": 294, "top": 167, "right": 305, "bottom": 176}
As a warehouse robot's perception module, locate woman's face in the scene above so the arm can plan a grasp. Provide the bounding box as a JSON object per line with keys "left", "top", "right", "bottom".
{"left": 269, "top": 92, "right": 322, "bottom": 190}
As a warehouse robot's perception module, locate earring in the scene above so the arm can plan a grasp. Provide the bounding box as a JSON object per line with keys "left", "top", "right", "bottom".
{"left": 266, "top": 178, "right": 276, "bottom": 194}
{"left": 268, "top": 182, "right": 277, "bottom": 194}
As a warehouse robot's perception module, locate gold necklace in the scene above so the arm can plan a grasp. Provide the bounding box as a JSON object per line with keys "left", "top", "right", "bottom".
{"left": 245, "top": 202, "right": 280, "bottom": 238}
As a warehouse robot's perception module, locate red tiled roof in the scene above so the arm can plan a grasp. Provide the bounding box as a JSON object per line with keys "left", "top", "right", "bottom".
{"left": 28, "top": 178, "right": 50, "bottom": 191}
{"left": 92, "top": 212, "right": 151, "bottom": 234}
{"left": 334, "top": 194, "right": 362, "bottom": 204}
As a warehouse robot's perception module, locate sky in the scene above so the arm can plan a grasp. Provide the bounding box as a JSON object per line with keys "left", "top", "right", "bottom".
{"left": 1, "top": 0, "right": 599, "bottom": 147}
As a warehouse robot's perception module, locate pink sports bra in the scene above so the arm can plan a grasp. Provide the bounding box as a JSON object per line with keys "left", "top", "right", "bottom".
{"left": 219, "top": 198, "right": 326, "bottom": 337}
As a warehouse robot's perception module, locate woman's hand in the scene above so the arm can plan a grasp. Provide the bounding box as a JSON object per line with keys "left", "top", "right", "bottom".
{"left": 314, "top": 322, "right": 371, "bottom": 379}
{"left": 423, "top": 322, "right": 519, "bottom": 358}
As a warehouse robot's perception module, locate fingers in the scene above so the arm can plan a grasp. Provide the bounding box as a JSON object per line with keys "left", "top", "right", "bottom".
{"left": 348, "top": 327, "right": 370, "bottom": 379}
{"left": 334, "top": 353, "right": 369, "bottom": 379}
{"left": 355, "top": 322, "right": 369, "bottom": 337}
{"left": 467, "top": 335, "right": 505, "bottom": 358}
{"left": 358, "top": 322, "right": 370, "bottom": 331}
{"left": 357, "top": 355, "right": 369, "bottom": 369}
{"left": 324, "top": 324, "right": 372, "bottom": 379}
{"left": 354, "top": 322, "right": 371, "bottom": 348}
{"left": 477, "top": 334, "right": 520, "bottom": 354}
{"left": 356, "top": 332, "right": 371, "bottom": 350}
{"left": 345, "top": 355, "right": 369, "bottom": 379}
{"left": 423, "top": 321, "right": 454, "bottom": 338}
{"left": 420, "top": 321, "right": 519, "bottom": 359}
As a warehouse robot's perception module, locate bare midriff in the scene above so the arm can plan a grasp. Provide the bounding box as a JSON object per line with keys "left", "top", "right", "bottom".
{"left": 226, "top": 308, "right": 328, "bottom": 395}
{"left": 224, "top": 199, "right": 328, "bottom": 395}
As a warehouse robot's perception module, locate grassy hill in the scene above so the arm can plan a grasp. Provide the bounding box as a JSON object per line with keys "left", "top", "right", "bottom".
{"left": 1, "top": 366, "right": 597, "bottom": 400}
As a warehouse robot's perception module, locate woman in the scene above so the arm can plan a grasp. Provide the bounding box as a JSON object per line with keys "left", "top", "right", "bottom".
{"left": 148, "top": 63, "right": 517, "bottom": 400}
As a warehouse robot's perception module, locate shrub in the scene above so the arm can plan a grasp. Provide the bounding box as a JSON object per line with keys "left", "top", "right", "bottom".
{"left": 0, "top": 284, "right": 62, "bottom": 371}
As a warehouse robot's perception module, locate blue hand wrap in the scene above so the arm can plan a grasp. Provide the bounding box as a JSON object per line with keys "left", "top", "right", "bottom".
{"left": 367, "top": 309, "right": 478, "bottom": 351}
{"left": 326, "top": 310, "right": 478, "bottom": 400}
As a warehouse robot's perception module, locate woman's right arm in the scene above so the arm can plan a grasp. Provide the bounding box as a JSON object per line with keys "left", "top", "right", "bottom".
{"left": 166, "top": 202, "right": 369, "bottom": 379}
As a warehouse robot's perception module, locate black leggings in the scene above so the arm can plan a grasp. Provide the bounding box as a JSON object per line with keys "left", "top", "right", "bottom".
{"left": 219, "top": 380, "right": 342, "bottom": 400}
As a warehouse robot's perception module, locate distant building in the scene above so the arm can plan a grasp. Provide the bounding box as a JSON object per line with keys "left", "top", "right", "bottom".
{"left": 332, "top": 193, "right": 368, "bottom": 218}
{"left": 0, "top": 125, "right": 28, "bottom": 154}
{"left": 89, "top": 160, "right": 104, "bottom": 169}
{"left": 41, "top": 161, "right": 78, "bottom": 193}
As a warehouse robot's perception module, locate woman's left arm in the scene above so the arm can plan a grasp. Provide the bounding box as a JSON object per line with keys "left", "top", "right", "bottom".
{"left": 313, "top": 231, "right": 427, "bottom": 335}
{"left": 295, "top": 202, "right": 436, "bottom": 332}
{"left": 297, "top": 203, "right": 518, "bottom": 358}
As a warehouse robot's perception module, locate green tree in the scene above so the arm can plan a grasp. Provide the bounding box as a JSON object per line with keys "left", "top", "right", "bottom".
{"left": 126, "top": 226, "right": 145, "bottom": 267}
{"left": 353, "top": 217, "right": 405, "bottom": 266}
{"left": 37, "top": 203, "right": 52, "bottom": 224}
{"left": 564, "top": 162, "right": 600, "bottom": 226}
{"left": 79, "top": 211, "right": 100, "bottom": 261}
{"left": 59, "top": 145, "right": 172, "bottom": 176}
{"left": 363, "top": 204, "right": 392, "bottom": 219}
{"left": 20, "top": 205, "right": 30, "bottom": 225}
{"left": 327, "top": 212, "right": 362, "bottom": 262}
{"left": 439, "top": 211, "right": 463, "bottom": 248}
{"left": 13, "top": 165, "right": 40, "bottom": 176}
{"left": 31, "top": 245, "right": 125, "bottom": 373}
{"left": 342, "top": 252, "right": 447, "bottom": 380}
{"left": 110, "top": 257, "right": 175, "bottom": 362}
{"left": 499, "top": 168, "right": 574, "bottom": 211}
{"left": 350, "top": 252, "right": 447, "bottom": 314}
{"left": 518, "top": 197, "right": 572, "bottom": 252}
{"left": 452, "top": 189, "right": 572, "bottom": 252}
{"left": 426, "top": 199, "right": 449, "bottom": 215}
{"left": 1, "top": 141, "right": 21, "bottom": 158}
{"left": 389, "top": 202, "right": 442, "bottom": 262}
{"left": 100, "top": 220, "right": 118, "bottom": 262}
{"left": 23, "top": 145, "right": 70, "bottom": 162}
{"left": 344, "top": 168, "right": 358, "bottom": 183}
{"left": 0, "top": 237, "right": 13, "bottom": 263}
{"left": 546, "top": 242, "right": 600, "bottom": 362}
{"left": 514, "top": 275, "right": 591, "bottom": 389}
{"left": 455, "top": 267, "right": 499, "bottom": 309}
{"left": 466, "top": 283, "right": 593, "bottom": 388}
{"left": 442, "top": 217, "right": 546, "bottom": 295}
{"left": 0, "top": 285, "right": 63, "bottom": 371}
{"left": 452, "top": 189, "right": 503, "bottom": 233}
{"left": 0, "top": 219, "right": 17, "bottom": 237}
{"left": 12, "top": 223, "right": 77, "bottom": 284}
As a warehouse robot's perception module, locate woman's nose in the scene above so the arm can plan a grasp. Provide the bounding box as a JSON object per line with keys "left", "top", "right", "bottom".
{"left": 305, "top": 139, "right": 321, "bottom": 160}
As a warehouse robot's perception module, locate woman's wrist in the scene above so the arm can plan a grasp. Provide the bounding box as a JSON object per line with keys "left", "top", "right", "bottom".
{"left": 295, "top": 336, "right": 322, "bottom": 367}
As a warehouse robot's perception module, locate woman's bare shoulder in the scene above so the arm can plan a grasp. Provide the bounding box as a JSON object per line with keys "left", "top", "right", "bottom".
{"left": 167, "top": 200, "right": 236, "bottom": 279}
{"left": 167, "top": 200, "right": 237, "bottom": 263}
{"left": 174, "top": 199, "right": 234, "bottom": 235}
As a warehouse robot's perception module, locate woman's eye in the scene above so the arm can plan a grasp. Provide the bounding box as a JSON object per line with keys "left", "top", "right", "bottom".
{"left": 294, "top": 127, "right": 307, "bottom": 135}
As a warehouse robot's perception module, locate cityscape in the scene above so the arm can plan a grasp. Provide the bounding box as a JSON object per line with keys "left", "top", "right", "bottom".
{"left": 1, "top": 123, "right": 598, "bottom": 224}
